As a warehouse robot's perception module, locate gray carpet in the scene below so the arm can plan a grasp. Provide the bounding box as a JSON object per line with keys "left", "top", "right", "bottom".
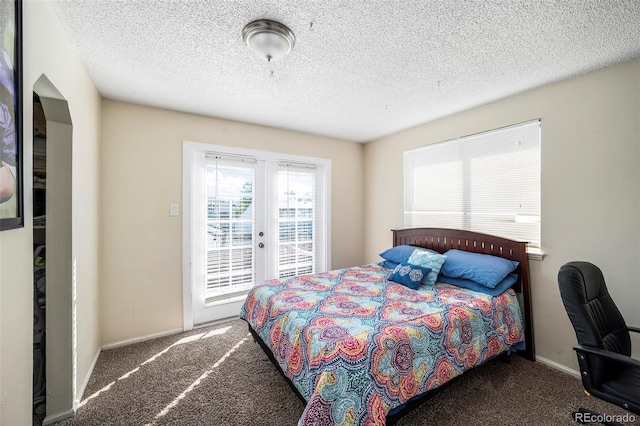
{"left": 57, "top": 319, "right": 638, "bottom": 426}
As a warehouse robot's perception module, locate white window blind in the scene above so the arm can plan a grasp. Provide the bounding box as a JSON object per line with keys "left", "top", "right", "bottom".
{"left": 404, "top": 120, "right": 541, "bottom": 247}
{"left": 277, "top": 163, "right": 317, "bottom": 278}
{"left": 204, "top": 157, "right": 256, "bottom": 300}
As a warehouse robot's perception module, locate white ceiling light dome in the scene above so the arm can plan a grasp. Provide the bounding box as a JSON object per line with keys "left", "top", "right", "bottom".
{"left": 242, "top": 19, "right": 295, "bottom": 62}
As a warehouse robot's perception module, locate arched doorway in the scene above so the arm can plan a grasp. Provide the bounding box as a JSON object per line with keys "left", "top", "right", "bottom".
{"left": 32, "top": 74, "right": 74, "bottom": 425}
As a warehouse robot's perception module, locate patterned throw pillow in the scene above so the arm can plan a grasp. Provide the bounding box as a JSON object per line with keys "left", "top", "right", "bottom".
{"left": 407, "top": 249, "right": 447, "bottom": 286}
{"left": 388, "top": 262, "right": 432, "bottom": 290}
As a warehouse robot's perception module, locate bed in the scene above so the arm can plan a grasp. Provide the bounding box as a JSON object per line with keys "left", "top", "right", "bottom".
{"left": 239, "top": 228, "right": 535, "bottom": 425}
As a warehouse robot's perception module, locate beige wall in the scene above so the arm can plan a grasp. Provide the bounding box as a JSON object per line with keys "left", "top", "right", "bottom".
{"left": 100, "top": 101, "right": 364, "bottom": 345}
{"left": 364, "top": 58, "right": 640, "bottom": 370}
{"left": 0, "top": 2, "right": 101, "bottom": 424}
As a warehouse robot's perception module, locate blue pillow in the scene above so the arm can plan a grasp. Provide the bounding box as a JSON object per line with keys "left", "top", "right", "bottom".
{"left": 378, "top": 259, "right": 399, "bottom": 270}
{"left": 439, "top": 249, "right": 519, "bottom": 289}
{"left": 438, "top": 273, "right": 518, "bottom": 296}
{"left": 379, "top": 245, "right": 421, "bottom": 265}
{"left": 407, "top": 249, "right": 447, "bottom": 286}
{"left": 388, "top": 262, "right": 432, "bottom": 290}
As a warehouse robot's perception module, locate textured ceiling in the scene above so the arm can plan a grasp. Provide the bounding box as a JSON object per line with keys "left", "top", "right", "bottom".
{"left": 51, "top": 0, "right": 640, "bottom": 143}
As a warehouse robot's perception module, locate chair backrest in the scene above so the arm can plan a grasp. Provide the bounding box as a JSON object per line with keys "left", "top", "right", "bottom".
{"left": 558, "top": 261, "right": 631, "bottom": 356}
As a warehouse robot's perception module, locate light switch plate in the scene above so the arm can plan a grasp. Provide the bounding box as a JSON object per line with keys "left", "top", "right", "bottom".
{"left": 170, "top": 203, "right": 180, "bottom": 216}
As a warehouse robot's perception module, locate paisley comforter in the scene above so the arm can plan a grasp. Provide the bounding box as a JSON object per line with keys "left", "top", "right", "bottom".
{"left": 239, "top": 263, "right": 524, "bottom": 425}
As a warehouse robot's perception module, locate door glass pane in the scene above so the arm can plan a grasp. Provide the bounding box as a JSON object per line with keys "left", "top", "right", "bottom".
{"left": 277, "top": 168, "right": 315, "bottom": 278}
{"left": 205, "top": 162, "right": 254, "bottom": 300}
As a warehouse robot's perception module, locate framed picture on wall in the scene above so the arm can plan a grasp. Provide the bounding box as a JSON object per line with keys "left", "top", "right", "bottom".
{"left": 0, "top": 0, "right": 23, "bottom": 231}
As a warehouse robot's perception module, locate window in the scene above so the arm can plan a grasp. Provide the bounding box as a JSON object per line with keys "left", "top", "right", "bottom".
{"left": 204, "top": 159, "right": 256, "bottom": 299}
{"left": 404, "top": 120, "right": 541, "bottom": 248}
{"left": 277, "top": 164, "right": 317, "bottom": 278}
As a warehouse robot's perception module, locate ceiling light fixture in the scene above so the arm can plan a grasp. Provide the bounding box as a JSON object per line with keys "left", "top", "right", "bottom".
{"left": 242, "top": 19, "right": 295, "bottom": 62}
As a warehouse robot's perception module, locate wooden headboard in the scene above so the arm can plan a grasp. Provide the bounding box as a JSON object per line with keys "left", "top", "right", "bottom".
{"left": 392, "top": 228, "right": 535, "bottom": 362}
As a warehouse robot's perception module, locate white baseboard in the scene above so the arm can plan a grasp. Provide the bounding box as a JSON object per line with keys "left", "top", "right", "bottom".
{"left": 42, "top": 348, "right": 101, "bottom": 425}
{"left": 102, "top": 328, "right": 183, "bottom": 351}
{"left": 536, "top": 355, "right": 580, "bottom": 378}
{"left": 75, "top": 346, "right": 102, "bottom": 409}
{"left": 42, "top": 408, "right": 75, "bottom": 426}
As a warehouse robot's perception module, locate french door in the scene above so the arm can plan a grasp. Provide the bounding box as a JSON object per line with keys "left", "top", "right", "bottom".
{"left": 184, "top": 143, "right": 329, "bottom": 327}
{"left": 203, "top": 158, "right": 262, "bottom": 301}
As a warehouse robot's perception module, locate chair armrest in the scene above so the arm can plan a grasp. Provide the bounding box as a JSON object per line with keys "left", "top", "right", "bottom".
{"left": 574, "top": 344, "right": 640, "bottom": 370}
{"left": 628, "top": 326, "right": 640, "bottom": 334}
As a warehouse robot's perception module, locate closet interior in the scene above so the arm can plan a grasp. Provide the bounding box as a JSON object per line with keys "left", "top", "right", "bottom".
{"left": 33, "top": 93, "right": 46, "bottom": 419}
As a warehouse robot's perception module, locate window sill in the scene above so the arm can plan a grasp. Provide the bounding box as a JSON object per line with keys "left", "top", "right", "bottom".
{"left": 527, "top": 247, "right": 545, "bottom": 261}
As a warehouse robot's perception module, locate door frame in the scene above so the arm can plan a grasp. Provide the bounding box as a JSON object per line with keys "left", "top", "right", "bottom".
{"left": 182, "top": 141, "right": 331, "bottom": 330}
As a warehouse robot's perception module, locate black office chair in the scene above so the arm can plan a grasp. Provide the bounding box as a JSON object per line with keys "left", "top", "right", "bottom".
{"left": 558, "top": 261, "right": 640, "bottom": 419}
